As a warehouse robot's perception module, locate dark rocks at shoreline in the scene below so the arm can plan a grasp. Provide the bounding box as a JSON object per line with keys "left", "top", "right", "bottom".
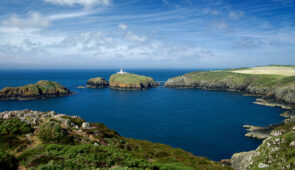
{"left": 86, "top": 77, "right": 109, "bottom": 88}
{"left": 0, "top": 80, "right": 72, "bottom": 100}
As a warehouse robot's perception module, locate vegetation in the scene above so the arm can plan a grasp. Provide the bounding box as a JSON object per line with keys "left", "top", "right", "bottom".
{"left": 0, "top": 80, "right": 71, "bottom": 100}
{"left": 109, "top": 73, "right": 156, "bottom": 89}
{"left": 0, "top": 111, "right": 230, "bottom": 169}
{"left": 35, "top": 80, "right": 69, "bottom": 94}
{"left": 247, "top": 120, "right": 295, "bottom": 169}
{"left": 0, "top": 118, "right": 33, "bottom": 136}
{"left": 36, "top": 120, "right": 76, "bottom": 144}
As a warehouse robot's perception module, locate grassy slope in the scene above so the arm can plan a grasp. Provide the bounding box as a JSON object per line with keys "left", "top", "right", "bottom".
{"left": 182, "top": 67, "right": 295, "bottom": 88}
{"left": 0, "top": 115, "right": 229, "bottom": 169}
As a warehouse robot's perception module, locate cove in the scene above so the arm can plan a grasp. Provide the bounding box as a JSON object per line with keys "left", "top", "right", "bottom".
{"left": 0, "top": 69, "right": 284, "bottom": 161}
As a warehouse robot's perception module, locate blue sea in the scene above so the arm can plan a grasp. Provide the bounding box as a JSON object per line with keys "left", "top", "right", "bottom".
{"left": 0, "top": 69, "right": 284, "bottom": 161}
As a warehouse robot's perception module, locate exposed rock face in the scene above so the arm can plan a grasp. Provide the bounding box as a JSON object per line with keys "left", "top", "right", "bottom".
{"left": 0, "top": 80, "right": 72, "bottom": 100}
{"left": 230, "top": 115, "right": 295, "bottom": 169}
{"left": 109, "top": 73, "right": 156, "bottom": 90}
{"left": 86, "top": 77, "right": 109, "bottom": 88}
{"left": 165, "top": 70, "right": 295, "bottom": 105}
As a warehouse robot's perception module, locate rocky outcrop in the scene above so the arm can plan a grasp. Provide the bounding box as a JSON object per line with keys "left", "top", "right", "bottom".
{"left": 243, "top": 125, "right": 273, "bottom": 139}
{"left": 0, "top": 80, "right": 72, "bottom": 100}
{"left": 86, "top": 77, "right": 109, "bottom": 88}
{"left": 230, "top": 116, "right": 295, "bottom": 169}
{"left": 109, "top": 73, "right": 156, "bottom": 90}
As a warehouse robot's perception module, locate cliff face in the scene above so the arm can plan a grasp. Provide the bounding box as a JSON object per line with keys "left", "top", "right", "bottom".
{"left": 109, "top": 73, "right": 156, "bottom": 90}
{"left": 0, "top": 80, "right": 72, "bottom": 100}
{"left": 86, "top": 77, "right": 109, "bottom": 88}
{"left": 0, "top": 110, "right": 229, "bottom": 169}
{"left": 165, "top": 70, "right": 295, "bottom": 105}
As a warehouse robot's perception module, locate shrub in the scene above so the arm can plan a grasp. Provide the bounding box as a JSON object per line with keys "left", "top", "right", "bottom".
{"left": 0, "top": 149, "right": 18, "bottom": 170}
{"left": 37, "top": 120, "right": 74, "bottom": 144}
{"left": 0, "top": 118, "right": 32, "bottom": 136}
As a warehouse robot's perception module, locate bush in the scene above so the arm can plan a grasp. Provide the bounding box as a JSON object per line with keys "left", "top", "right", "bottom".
{"left": 0, "top": 149, "right": 18, "bottom": 170}
{"left": 37, "top": 120, "right": 74, "bottom": 144}
{"left": 0, "top": 119, "right": 32, "bottom": 136}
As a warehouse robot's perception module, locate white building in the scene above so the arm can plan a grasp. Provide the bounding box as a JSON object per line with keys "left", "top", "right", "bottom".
{"left": 117, "top": 68, "right": 127, "bottom": 74}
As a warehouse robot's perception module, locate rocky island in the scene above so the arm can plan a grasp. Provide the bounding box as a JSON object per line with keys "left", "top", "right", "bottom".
{"left": 0, "top": 80, "right": 72, "bottom": 100}
{"left": 109, "top": 73, "right": 156, "bottom": 90}
{"left": 86, "top": 77, "right": 109, "bottom": 88}
{"left": 0, "top": 110, "right": 229, "bottom": 169}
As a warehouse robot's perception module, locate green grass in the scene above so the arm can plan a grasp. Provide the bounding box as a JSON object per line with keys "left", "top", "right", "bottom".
{"left": 109, "top": 73, "right": 155, "bottom": 87}
{"left": 183, "top": 70, "right": 293, "bottom": 87}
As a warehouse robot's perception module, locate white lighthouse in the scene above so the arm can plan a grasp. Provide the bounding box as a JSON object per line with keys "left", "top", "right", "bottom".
{"left": 117, "top": 68, "right": 127, "bottom": 74}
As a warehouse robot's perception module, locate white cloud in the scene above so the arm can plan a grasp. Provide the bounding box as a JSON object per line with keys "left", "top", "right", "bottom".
{"left": 118, "top": 24, "right": 127, "bottom": 31}
{"left": 125, "top": 31, "right": 147, "bottom": 42}
{"left": 49, "top": 10, "right": 96, "bottom": 20}
{"left": 229, "top": 11, "right": 244, "bottom": 20}
{"left": 212, "top": 21, "right": 235, "bottom": 32}
{"left": 44, "top": 0, "right": 111, "bottom": 7}
{"left": 1, "top": 12, "right": 50, "bottom": 29}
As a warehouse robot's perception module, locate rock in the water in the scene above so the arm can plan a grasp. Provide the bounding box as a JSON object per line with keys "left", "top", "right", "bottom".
{"left": 109, "top": 73, "right": 156, "bottom": 90}
{"left": 0, "top": 80, "right": 72, "bottom": 100}
{"left": 87, "top": 77, "right": 109, "bottom": 88}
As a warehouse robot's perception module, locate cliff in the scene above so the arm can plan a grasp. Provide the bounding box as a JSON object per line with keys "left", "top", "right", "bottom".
{"left": 165, "top": 66, "right": 295, "bottom": 105}
{"left": 0, "top": 110, "right": 230, "bottom": 169}
{"left": 109, "top": 73, "right": 156, "bottom": 90}
{"left": 86, "top": 77, "right": 109, "bottom": 88}
{"left": 0, "top": 80, "right": 72, "bottom": 100}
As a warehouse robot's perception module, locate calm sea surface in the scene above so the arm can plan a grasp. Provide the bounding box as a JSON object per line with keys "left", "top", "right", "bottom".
{"left": 0, "top": 69, "right": 284, "bottom": 161}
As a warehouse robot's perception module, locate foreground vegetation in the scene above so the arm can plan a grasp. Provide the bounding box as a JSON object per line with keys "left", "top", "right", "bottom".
{"left": 0, "top": 110, "right": 229, "bottom": 169}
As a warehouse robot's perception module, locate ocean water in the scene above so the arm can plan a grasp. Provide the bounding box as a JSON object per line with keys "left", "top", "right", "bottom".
{"left": 0, "top": 69, "right": 284, "bottom": 161}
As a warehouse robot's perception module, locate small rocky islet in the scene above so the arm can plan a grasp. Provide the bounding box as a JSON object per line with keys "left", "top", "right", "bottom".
{"left": 0, "top": 80, "right": 72, "bottom": 100}
{"left": 86, "top": 77, "right": 109, "bottom": 88}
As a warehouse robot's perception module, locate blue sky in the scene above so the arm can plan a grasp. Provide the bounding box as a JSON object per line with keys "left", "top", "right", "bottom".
{"left": 0, "top": 0, "right": 294, "bottom": 69}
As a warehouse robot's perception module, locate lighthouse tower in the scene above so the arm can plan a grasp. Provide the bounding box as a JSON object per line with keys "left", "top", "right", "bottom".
{"left": 117, "top": 68, "right": 127, "bottom": 74}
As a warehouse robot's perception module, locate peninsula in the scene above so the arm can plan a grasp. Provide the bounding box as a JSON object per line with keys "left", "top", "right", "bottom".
{"left": 109, "top": 72, "right": 156, "bottom": 90}
{"left": 0, "top": 80, "right": 72, "bottom": 100}
{"left": 0, "top": 110, "right": 229, "bottom": 169}
{"left": 165, "top": 65, "right": 295, "bottom": 105}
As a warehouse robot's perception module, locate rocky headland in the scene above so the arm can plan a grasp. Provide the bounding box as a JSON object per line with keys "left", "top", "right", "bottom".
{"left": 165, "top": 66, "right": 295, "bottom": 106}
{"left": 166, "top": 65, "right": 295, "bottom": 169}
{"left": 0, "top": 110, "right": 229, "bottom": 169}
{"left": 0, "top": 80, "right": 72, "bottom": 100}
{"left": 109, "top": 73, "right": 156, "bottom": 90}
{"left": 86, "top": 77, "right": 109, "bottom": 88}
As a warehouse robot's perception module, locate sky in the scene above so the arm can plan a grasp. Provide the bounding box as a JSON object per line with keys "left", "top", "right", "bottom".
{"left": 0, "top": 0, "right": 294, "bottom": 69}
